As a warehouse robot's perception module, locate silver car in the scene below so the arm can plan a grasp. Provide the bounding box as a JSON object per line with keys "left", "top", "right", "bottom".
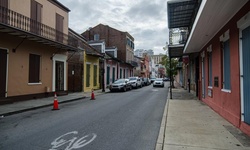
{"left": 153, "top": 78, "right": 164, "bottom": 87}
{"left": 109, "top": 79, "right": 132, "bottom": 92}
{"left": 128, "top": 77, "right": 142, "bottom": 88}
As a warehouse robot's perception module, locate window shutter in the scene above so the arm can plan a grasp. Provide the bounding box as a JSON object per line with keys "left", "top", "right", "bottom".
{"left": 0, "top": 0, "right": 8, "bottom": 8}
{"left": 223, "top": 40, "right": 231, "bottom": 89}
{"left": 56, "top": 13, "right": 64, "bottom": 42}
{"left": 29, "top": 54, "right": 40, "bottom": 83}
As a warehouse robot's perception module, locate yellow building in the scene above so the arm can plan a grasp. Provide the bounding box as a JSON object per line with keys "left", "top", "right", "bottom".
{"left": 83, "top": 50, "right": 101, "bottom": 92}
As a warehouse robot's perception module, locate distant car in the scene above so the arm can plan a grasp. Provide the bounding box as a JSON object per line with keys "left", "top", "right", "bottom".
{"left": 109, "top": 79, "right": 132, "bottom": 92}
{"left": 153, "top": 78, "right": 164, "bottom": 87}
{"left": 150, "top": 77, "right": 156, "bottom": 83}
{"left": 129, "top": 77, "right": 142, "bottom": 88}
{"left": 143, "top": 77, "right": 151, "bottom": 86}
{"left": 163, "top": 77, "right": 170, "bottom": 81}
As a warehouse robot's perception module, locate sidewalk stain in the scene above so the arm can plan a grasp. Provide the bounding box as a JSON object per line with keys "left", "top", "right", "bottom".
{"left": 224, "top": 125, "right": 250, "bottom": 147}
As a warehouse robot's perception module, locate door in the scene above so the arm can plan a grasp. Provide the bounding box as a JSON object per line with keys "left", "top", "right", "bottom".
{"left": 201, "top": 56, "right": 205, "bottom": 98}
{"left": 196, "top": 56, "right": 200, "bottom": 97}
{"left": 86, "top": 64, "right": 90, "bottom": 87}
{"left": 56, "top": 61, "right": 64, "bottom": 91}
{"left": 106, "top": 66, "right": 110, "bottom": 85}
{"left": 112, "top": 67, "right": 115, "bottom": 82}
{"left": 68, "top": 63, "right": 83, "bottom": 92}
{"left": 56, "top": 13, "right": 64, "bottom": 42}
{"left": 242, "top": 26, "right": 250, "bottom": 124}
{"left": 0, "top": 49, "right": 7, "bottom": 98}
{"left": 30, "top": 0, "right": 42, "bottom": 35}
{"left": 94, "top": 65, "right": 97, "bottom": 86}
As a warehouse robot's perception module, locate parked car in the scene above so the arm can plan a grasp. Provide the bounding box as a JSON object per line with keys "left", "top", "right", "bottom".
{"left": 150, "top": 77, "right": 156, "bottom": 83}
{"left": 109, "top": 79, "right": 132, "bottom": 92}
{"left": 163, "top": 77, "right": 170, "bottom": 81}
{"left": 128, "top": 77, "right": 142, "bottom": 88}
{"left": 143, "top": 77, "right": 151, "bottom": 86}
{"left": 153, "top": 78, "right": 164, "bottom": 87}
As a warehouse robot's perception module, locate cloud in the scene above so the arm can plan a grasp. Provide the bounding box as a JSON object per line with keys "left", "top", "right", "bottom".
{"left": 59, "top": 0, "right": 168, "bottom": 54}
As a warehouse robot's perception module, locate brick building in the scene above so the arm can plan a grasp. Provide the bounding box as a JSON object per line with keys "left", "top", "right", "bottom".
{"left": 82, "top": 24, "right": 136, "bottom": 74}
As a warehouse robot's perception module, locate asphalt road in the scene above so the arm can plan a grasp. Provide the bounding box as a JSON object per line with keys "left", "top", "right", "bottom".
{"left": 0, "top": 82, "right": 169, "bottom": 150}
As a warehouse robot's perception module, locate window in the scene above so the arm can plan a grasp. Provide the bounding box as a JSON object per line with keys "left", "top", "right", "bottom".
{"left": 222, "top": 40, "right": 231, "bottom": 90}
{"left": 94, "top": 65, "right": 97, "bottom": 86}
{"left": 29, "top": 54, "right": 40, "bottom": 83}
{"left": 30, "top": 0, "right": 42, "bottom": 35}
{"left": 56, "top": 13, "right": 64, "bottom": 42}
{"left": 86, "top": 64, "right": 90, "bottom": 87}
{"left": 94, "top": 34, "right": 99, "bottom": 41}
{"left": 208, "top": 52, "right": 212, "bottom": 86}
{"left": 207, "top": 45, "right": 212, "bottom": 87}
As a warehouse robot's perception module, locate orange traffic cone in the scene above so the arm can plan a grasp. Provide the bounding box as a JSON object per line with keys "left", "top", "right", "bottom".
{"left": 52, "top": 92, "right": 59, "bottom": 110}
{"left": 90, "top": 89, "right": 95, "bottom": 100}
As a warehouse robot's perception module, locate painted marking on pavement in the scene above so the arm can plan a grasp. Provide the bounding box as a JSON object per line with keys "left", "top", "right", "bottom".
{"left": 152, "top": 89, "right": 158, "bottom": 91}
{"left": 50, "top": 131, "right": 97, "bottom": 150}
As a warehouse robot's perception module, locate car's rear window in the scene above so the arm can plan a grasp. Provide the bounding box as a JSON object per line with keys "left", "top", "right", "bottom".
{"left": 129, "top": 77, "right": 137, "bottom": 80}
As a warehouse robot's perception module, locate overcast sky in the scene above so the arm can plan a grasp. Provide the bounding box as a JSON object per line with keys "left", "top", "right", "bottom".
{"left": 59, "top": 0, "right": 169, "bottom": 55}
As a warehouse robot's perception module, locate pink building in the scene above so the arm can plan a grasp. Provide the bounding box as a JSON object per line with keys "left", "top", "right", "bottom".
{"left": 168, "top": 1, "right": 250, "bottom": 135}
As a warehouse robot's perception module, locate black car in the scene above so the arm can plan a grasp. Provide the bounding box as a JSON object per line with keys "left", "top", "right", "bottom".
{"left": 143, "top": 77, "right": 151, "bottom": 86}
{"left": 150, "top": 77, "right": 156, "bottom": 83}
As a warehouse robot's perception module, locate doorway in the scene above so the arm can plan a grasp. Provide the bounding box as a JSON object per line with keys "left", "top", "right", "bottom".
{"left": 242, "top": 26, "right": 250, "bottom": 124}
{"left": 0, "top": 49, "right": 7, "bottom": 98}
{"left": 56, "top": 61, "right": 64, "bottom": 91}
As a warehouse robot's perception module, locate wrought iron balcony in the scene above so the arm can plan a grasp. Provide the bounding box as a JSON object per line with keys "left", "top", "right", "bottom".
{"left": 0, "top": 6, "right": 77, "bottom": 50}
{"left": 127, "top": 60, "right": 138, "bottom": 67}
{"left": 169, "top": 28, "right": 188, "bottom": 45}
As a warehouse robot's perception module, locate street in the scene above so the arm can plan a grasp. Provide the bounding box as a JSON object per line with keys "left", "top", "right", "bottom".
{"left": 0, "top": 82, "right": 169, "bottom": 150}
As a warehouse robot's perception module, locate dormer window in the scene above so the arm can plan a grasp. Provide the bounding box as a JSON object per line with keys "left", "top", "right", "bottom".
{"left": 94, "top": 34, "right": 99, "bottom": 41}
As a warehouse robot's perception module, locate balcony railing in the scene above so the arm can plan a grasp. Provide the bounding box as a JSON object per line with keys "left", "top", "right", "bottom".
{"left": 169, "top": 28, "right": 188, "bottom": 45}
{"left": 127, "top": 60, "right": 138, "bottom": 67}
{"left": 0, "top": 6, "right": 77, "bottom": 48}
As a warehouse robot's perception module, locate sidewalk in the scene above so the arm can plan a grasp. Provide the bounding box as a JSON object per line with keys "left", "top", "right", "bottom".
{"left": 0, "top": 89, "right": 106, "bottom": 116}
{"left": 156, "top": 83, "right": 250, "bottom": 150}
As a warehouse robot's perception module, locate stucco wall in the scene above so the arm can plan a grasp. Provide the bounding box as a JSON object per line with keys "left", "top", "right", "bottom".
{"left": 0, "top": 32, "right": 65, "bottom": 97}
{"left": 200, "top": 2, "right": 250, "bottom": 132}
{"left": 9, "top": 0, "right": 69, "bottom": 35}
{"left": 84, "top": 52, "right": 100, "bottom": 92}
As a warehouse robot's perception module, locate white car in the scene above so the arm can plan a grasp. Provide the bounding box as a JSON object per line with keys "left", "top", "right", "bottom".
{"left": 128, "top": 77, "right": 142, "bottom": 88}
{"left": 153, "top": 78, "right": 164, "bottom": 87}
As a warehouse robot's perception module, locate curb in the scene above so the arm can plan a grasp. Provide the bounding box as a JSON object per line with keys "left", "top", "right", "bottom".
{"left": 155, "top": 88, "right": 170, "bottom": 150}
{"left": 0, "top": 96, "right": 86, "bottom": 117}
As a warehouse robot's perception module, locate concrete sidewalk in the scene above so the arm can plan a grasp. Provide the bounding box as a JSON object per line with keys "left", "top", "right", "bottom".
{"left": 156, "top": 84, "right": 250, "bottom": 150}
{"left": 0, "top": 89, "right": 106, "bottom": 116}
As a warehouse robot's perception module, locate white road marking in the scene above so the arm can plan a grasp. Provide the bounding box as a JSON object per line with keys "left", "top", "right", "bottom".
{"left": 50, "top": 131, "right": 97, "bottom": 150}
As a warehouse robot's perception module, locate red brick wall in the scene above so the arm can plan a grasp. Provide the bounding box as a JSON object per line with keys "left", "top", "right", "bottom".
{"left": 82, "top": 24, "right": 127, "bottom": 62}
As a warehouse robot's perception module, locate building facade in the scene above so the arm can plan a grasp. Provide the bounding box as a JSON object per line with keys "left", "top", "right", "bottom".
{"left": 82, "top": 24, "right": 136, "bottom": 81}
{"left": 0, "top": 0, "right": 78, "bottom": 104}
{"left": 168, "top": 0, "right": 250, "bottom": 136}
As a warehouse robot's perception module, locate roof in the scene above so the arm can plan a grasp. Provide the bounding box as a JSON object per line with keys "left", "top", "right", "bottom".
{"left": 49, "top": 0, "right": 70, "bottom": 12}
{"left": 167, "top": 0, "right": 200, "bottom": 29}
